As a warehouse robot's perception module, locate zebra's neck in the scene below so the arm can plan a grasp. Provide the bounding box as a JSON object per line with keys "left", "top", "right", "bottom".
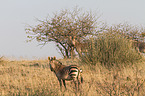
{"left": 54, "top": 64, "right": 65, "bottom": 73}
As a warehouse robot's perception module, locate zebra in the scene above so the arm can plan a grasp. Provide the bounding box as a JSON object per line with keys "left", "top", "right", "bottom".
{"left": 48, "top": 56, "right": 83, "bottom": 91}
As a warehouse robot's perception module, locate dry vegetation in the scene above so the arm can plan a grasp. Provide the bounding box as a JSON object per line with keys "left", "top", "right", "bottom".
{"left": 0, "top": 57, "right": 145, "bottom": 96}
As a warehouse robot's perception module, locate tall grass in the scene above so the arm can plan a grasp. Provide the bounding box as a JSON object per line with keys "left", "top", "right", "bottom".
{"left": 80, "top": 32, "right": 142, "bottom": 67}
{"left": 0, "top": 59, "right": 145, "bottom": 96}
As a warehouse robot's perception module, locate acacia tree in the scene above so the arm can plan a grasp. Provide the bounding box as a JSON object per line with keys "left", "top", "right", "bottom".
{"left": 26, "top": 7, "right": 102, "bottom": 58}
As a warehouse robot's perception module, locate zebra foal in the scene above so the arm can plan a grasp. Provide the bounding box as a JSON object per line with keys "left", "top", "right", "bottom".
{"left": 48, "top": 56, "right": 83, "bottom": 90}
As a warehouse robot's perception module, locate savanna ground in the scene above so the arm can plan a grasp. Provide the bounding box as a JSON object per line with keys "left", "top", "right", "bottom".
{"left": 0, "top": 57, "right": 145, "bottom": 96}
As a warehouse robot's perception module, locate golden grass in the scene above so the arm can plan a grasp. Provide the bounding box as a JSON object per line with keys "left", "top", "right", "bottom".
{"left": 0, "top": 58, "right": 145, "bottom": 96}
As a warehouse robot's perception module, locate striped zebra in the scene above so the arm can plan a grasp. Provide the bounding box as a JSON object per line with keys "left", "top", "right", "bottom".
{"left": 48, "top": 56, "right": 83, "bottom": 91}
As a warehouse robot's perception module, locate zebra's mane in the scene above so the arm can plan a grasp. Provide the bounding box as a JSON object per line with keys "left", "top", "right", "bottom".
{"left": 53, "top": 60, "right": 63, "bottom": 72}
{"left": 55, "top": 60, "right": 63, "bottom": 65}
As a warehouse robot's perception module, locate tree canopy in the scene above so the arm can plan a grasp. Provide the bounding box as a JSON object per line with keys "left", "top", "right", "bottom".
{"left": 26, "top": 7, "right": 103, "bottom": 58}
{"left": 26, "top": 7, "right": 145, "bottom": 59}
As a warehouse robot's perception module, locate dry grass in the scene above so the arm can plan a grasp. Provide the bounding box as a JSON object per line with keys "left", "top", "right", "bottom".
{"left": 0, "top": 58, "right": 145, "bottom": 96}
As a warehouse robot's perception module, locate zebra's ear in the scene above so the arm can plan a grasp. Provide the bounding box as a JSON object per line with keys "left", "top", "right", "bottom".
{"left": 48, "top": 57, "right": 50, "bottom": 60}
{"left": 53, "top": 56, "right": 56, "bottom": 60}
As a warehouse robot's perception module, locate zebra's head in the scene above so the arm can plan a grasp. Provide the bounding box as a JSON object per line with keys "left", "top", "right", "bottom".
{"left": 48, "top": 56, "right": 62, "bottom": 72}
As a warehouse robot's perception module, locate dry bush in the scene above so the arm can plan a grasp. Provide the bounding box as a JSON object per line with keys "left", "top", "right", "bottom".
{"left": 80, "top": 32, "right": 142, "bottom": 67}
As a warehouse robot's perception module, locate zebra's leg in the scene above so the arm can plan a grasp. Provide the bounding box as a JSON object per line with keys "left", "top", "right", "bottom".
{"left": 73, "top": 79, "right": 78, "bottom": 91}
{"left": 62, "top": 80, "right": 67, "bottom": 89}
{"left": 77, "top": 77, "right": 80, "bottom": 90}
{"left": 58, "top": 78, "right": 62, "bottom": 90}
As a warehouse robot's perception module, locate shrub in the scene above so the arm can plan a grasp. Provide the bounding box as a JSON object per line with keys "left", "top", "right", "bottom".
{"left": 80, "top": 32, "right": 142, "bottom": 67}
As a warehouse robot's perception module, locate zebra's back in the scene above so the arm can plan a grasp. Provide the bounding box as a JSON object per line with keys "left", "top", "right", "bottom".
{"left": 56, "top": 65, "right": 80, "bottom": 80}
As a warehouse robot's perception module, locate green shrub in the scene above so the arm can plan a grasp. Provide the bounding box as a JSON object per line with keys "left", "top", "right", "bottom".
{"left": 80, "top": 32, "right": 142, "bottom": 67}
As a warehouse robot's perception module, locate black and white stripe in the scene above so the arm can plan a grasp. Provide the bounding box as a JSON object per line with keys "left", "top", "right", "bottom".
{"left": 48, "top": 56, "right": 83, "bottom": 91}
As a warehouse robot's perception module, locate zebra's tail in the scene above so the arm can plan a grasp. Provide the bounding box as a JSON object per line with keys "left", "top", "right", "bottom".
{"left": 81, "top": 76, "right": 83, "bottom": 83}
{"left": 80, "top": 69, "right": 83, "bottom": 83}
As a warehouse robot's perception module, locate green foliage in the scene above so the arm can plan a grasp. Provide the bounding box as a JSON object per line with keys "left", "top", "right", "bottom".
{"left": 80, "top": 31, "right": 142, "bottom": 67}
